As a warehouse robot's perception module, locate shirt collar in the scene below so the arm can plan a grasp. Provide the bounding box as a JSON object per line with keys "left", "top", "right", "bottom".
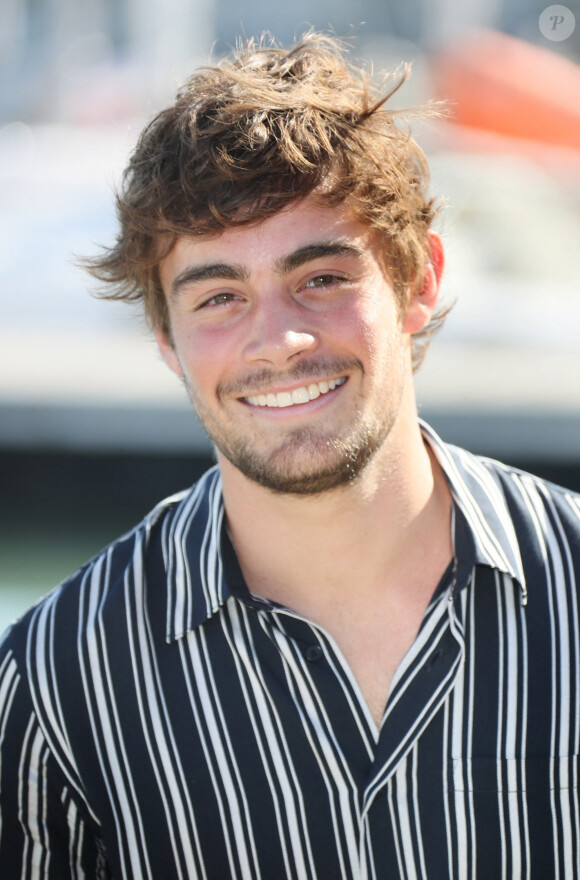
{"left": 420, "top": 419, "right": 526, "bottom": 600}
{"left": 163, "top": 422, "right": 527, "bottom": 641}
{"left": 162, "top": 466, "right": 229, "bottom": 641}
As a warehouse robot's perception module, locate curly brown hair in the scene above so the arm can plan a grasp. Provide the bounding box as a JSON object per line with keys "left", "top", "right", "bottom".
{"left": 85, "top": 32, "right": 449, "bottom": 369}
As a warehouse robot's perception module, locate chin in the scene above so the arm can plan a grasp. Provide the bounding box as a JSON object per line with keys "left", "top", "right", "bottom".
{"left": 218, "top": 423, "right": 387, "bottom": 496}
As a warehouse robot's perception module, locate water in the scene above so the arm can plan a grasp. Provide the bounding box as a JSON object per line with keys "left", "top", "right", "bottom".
{"left": 0, "top": 526, "right": 124, "bottom": 636}
{"left": 0, "top": 586, "right": 48, "bottom": 635}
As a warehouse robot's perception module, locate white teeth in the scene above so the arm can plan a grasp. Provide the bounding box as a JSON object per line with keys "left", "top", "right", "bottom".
{"left": 245, "top": 377, "right": 346, "bottom": 408}
{"left": 291, "top": 387, "right": 310, "bottom": 405}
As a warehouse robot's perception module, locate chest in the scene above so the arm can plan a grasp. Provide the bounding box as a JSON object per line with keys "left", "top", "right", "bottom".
{"left": 319, "top": 604, "right": 429, "bottom": 727}
{"left": 71, "top": 583, "right": 576, "bottom": 879}
{"left": 291, "top": 573, "right": 445, "bottom": 728}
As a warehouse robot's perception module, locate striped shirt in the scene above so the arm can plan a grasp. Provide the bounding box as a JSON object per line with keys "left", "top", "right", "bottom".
{"left": 1, "top": 421, "right": 579, "bottom": 879}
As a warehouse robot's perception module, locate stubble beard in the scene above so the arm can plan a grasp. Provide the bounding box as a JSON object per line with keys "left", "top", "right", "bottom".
{"left": 184, "top": 373, "right": 396, "bottom": 496}
{"left": 214, "top": 416, "right": 392, "bottom": 495}
{"left": 172, "top": 345, "right": 407, "bottom": 495}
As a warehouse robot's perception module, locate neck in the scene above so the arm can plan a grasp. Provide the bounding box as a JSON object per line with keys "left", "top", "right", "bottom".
{"left": 218, "top": 415, "right": 452, "bottom": 613}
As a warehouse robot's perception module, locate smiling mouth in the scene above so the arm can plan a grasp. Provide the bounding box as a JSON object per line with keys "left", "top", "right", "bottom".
{"left": 244, "top": 377, "right": 347, "bottom": 408}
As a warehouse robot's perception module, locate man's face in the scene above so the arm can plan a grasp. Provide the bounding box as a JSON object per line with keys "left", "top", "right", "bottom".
{"left": 156, "top": 198, "right": 430, "bottom": 495}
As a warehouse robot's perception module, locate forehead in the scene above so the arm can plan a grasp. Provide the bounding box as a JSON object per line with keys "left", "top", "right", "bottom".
{"left": 158, "top": 198, "right": 378, "bottom": 292}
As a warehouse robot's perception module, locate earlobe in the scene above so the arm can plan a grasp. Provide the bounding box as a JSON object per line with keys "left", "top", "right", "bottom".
{"left": 153, "top": 326, "right": 184, "bottom": 377}
{"left": 402, "top": 231, "right": 445, "bottom": 334}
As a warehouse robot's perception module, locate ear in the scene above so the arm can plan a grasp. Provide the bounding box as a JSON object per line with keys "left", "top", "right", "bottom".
{"left": 402, "top": 231, "right": 445, "bottom": 335}
{"left": 153, "top": 325, "right": 184, "bottom": 378}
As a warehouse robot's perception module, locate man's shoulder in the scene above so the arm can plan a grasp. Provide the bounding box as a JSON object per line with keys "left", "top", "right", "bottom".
{"left": 0, "top": 466, "right": 224, "bottom": 787}
{"left": 468, "top": 449, "right": 579, "bottom": 519}
{"left": 429, "top": 421, "right": 575, "bottom": 503}
{"left": 1, "top": 465, "right": 222, "bottom": 656}
{"left": 447, "top": 441, "right": 580, "bottom": 586}
{"left": 425, "top": 422, "right": 580, "bottom": 524}
{"left": 424, "top": 422, "right": 580, "bottom": 599}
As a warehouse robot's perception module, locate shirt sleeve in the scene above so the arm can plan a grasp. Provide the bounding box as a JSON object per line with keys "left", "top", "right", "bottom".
{"left": 0, "top": 637, "right": 109, "bottom": 879}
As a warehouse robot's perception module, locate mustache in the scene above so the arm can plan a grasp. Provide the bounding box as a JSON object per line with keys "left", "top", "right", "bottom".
{"left": 217, "top": 358, "right": 362, "bottom": 399}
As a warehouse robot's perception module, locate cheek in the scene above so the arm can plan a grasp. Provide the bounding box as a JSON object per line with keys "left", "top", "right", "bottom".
{"left": 328, "top": 295, "right": 379, "bottom": 343}
{"left": 172, "top": 329, "right": 207, "bottom": 379}
{"left": 352, "top": 299, "right": 402, "bottom": 363}
{"left": 173, "top": 325, "right": 240, "bottom": 393}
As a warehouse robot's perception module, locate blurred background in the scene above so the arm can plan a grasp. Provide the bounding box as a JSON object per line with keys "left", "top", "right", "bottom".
{"left": 1, "top": 0, "right": 580, "bottom": 631}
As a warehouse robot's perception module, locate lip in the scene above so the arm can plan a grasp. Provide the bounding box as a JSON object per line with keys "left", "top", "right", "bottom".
{"left": 240, "top": 376, "right": 348, "bottom": 414}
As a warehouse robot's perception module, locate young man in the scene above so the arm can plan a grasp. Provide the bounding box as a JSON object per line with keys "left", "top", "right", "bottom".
{"left": 1, "top": 34, "right": 579, "bottom": 879}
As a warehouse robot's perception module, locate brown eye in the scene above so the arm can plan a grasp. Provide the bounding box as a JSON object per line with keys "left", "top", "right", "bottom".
{"left": 304, "top": 274, "right": 345, "bottom": 288}
{"left": 199, "top": 292, "right": 241, "bottom": 309}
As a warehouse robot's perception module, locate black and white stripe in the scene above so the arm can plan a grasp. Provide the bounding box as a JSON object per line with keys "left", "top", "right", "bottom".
{"left": 1, "top": 421, "right": 579, "bottom": 878}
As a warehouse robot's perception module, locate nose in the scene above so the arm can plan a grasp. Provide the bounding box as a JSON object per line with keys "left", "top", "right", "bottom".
{"left": 243, "top": 294, "right": 318, "bottom": 367}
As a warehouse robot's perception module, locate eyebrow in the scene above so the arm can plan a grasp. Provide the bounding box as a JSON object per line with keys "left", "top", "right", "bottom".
{"left": 170, "top": 263, "right": 248, "bottom": 299}
{"left": 169, "top": 240, "right": 365, "bottom": 299}
{"left": 273, "top": 241, "right": 366, "bottom": 274}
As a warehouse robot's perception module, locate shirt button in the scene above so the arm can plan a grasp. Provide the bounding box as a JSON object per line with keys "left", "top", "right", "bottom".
{"left": 305, "top": 645, "right": 323, "bottom": 662}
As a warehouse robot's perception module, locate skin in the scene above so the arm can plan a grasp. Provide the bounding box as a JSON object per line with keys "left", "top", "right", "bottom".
{"left": 155, "top": 197, "right": 451, "bottom": 727}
